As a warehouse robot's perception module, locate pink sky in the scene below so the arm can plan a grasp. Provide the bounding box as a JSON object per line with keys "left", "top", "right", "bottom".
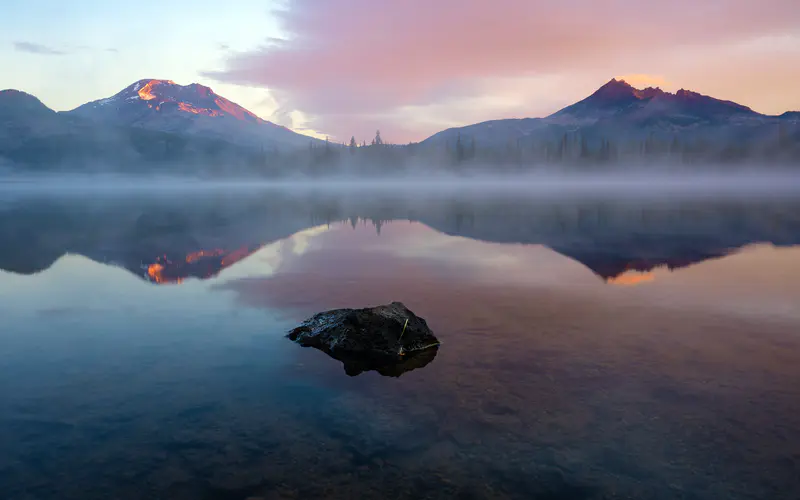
{"left": 206, "top": 0, "right": 800, "bottom": 143}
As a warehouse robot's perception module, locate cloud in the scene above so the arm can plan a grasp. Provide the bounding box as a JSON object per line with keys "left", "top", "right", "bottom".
{"left": 206, "top": 0, "right": 800, "bottom": 141}
{"left": 13, "top": 41, "right": 67, "bottom": 56}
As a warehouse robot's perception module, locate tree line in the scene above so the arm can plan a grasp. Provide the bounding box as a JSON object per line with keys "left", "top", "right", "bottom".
{"left": 242, "top": 122, "right": 800, "bottom": 177}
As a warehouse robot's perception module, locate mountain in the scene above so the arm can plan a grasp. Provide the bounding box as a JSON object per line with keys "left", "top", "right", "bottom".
{"left": 0, "top": 90, "right": 70, "bottom": 139}
{"left": 2, "top": 77, "right": 797, "bottom": 173}
{"left": 549, "top": 78, "right": 757, "bottom": 125}
{"left": 0, "top": 90, "right": 141, "bottom": 167}
{"left": 0, "top": 80, "right": 327, "bottom": 172}
{"left": 66, "top": 79, "right": 319, "bottom": 149}
{"left": 0, "top": 94, "right": 260, "bottom": 172}
{"left": 421, "top": 78, "right": 797, "bottom": 159}
{"left": 548, "top": 78, "right": 648, "bottom": 124}
{"left": 0, "top": 90, "right": 57, "bottom": 121}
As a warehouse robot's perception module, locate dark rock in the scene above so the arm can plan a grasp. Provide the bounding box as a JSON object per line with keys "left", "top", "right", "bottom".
{"left": 287, "top": 302, "right": 440, "bottom": 377}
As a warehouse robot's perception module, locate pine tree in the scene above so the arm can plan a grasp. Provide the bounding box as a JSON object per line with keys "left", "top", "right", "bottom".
{"left": 455, "top": 132, "right": 465, "bottom": 162}
{"left": 559, "top": 133, "right": 568, "bottom": 161}
{"left": 778, "top": 123, "right": 788, "bottom": 150}
{"left": 349, "top": 136, "right": 357, "bottom": 154}
{"left": 579, "top": 134, "right": 588, "bottom": 159}
{"left": 644, "top": 132, "right": 654, "bottom": 156}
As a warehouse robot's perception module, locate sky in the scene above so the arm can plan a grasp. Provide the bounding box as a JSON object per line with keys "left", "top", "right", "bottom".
{"left": 2, "top": 0, "right": 799, "bottom": 143}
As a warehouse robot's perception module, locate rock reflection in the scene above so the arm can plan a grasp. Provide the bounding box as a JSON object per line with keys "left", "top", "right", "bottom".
{"left": 335, "top": 346, "right": 439, "bottom": 377}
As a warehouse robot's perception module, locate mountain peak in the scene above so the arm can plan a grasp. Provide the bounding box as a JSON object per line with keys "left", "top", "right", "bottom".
{"left": 0, "top": 89, "right": 55, "bottom": 117}
{"left": 0, "top": 88, "right": 44, "bottom": 102}
{"left": 63, "top": 78, "right": 320, "bottom": 149}
{"left": 72, "top": 78, "right": 267, "bottom": 124}
{"left": 550, "top": 78, "right": 639, "bottom": 120}
{"left": 550, "top": 78, "right": 758, "bottom": 122}
{"left": 126, "top": 79, "right": 215, "bottom": 103}
{"left": 592, "top": 78, "right": 636, "bottom": 98}
{"left": 607, "top": 78, "right": 631, "bottom": 87}
{"left": 594, "top": 79, "right": 666, "bottom": 101}
{"left": 634, "top": 87, "right": 666, "bottom": 99}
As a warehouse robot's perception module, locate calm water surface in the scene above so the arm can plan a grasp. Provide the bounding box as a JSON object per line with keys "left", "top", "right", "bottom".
{"left": 1, "top": 189, "right": 799, "bottom": 500}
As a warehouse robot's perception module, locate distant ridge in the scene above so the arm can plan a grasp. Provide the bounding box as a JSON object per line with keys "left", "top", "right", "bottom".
{"left": 0, "top": 89, "right": 58, "bottom": 118}
{"left": 421, "top": 77, "right": 797, "bottom": 156}
{"left": 2, "top": 76, "right": 798, "bottom": 172}
{"left": 550, "top": 78, "right": 757, "bottom": 123}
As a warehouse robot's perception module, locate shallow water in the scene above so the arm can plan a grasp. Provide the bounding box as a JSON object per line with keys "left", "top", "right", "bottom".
{"left": 1, "top": 189, "right": 799, "bottom": 499}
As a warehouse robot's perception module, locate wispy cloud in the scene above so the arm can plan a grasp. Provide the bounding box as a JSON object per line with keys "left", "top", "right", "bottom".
{"left": 205, "top": 0, "right": 800, "bottom": 142}
{"left": 13, "top": 41, "right": 67, "bottom": 56}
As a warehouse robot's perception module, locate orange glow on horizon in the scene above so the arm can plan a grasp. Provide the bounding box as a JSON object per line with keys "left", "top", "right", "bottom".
{"left": 607, "top": 271, "right": 656, "bottom": 286}
{"left": 186, "top": 249, "right": 226, "bottom": 263}
{"left": 144, "top": 246, "right": 259, "bottom": 285}
{"left": 615, "top": 74, "right": 671, "bottom": 90}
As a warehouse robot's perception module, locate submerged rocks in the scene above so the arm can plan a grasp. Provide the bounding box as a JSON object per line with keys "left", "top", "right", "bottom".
{"left": 287, "top": 302, "right": 440, "bottom": 377}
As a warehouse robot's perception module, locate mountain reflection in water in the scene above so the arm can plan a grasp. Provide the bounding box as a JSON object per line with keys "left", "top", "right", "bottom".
{"left": 1, "top": 191, "right": 799, "bottom": 285}
{"left": 1, "top": 189, "right": 800, "bottom": 500}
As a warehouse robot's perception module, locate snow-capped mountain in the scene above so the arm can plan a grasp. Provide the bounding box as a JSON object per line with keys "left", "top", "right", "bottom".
{"left": 66, "top": 79, "right": 319, "bottom": 149}
{"left": 1, "top": 81, "right": 321, "bottom": 171}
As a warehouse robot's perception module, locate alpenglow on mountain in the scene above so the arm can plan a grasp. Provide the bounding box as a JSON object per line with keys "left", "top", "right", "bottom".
{"left": 66, "top": 79, "right": 318, "bottom": 149}
{"left": 549, "top": 78, "right": 758, "bottom": 124}
{"left": 2, "top": 77, "right": 798, "bottom": 173}
{"left": 423, "top": 78, "right": 798, "bottom": 152}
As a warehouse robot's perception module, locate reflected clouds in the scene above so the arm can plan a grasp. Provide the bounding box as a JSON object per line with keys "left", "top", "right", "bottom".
{"left": 216, "top": 220, "right": 800, "bottom": 322}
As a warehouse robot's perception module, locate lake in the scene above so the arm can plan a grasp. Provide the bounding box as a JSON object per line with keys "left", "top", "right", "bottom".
{"left": 1, "top": 186, "right": 799, "bottom": 500}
